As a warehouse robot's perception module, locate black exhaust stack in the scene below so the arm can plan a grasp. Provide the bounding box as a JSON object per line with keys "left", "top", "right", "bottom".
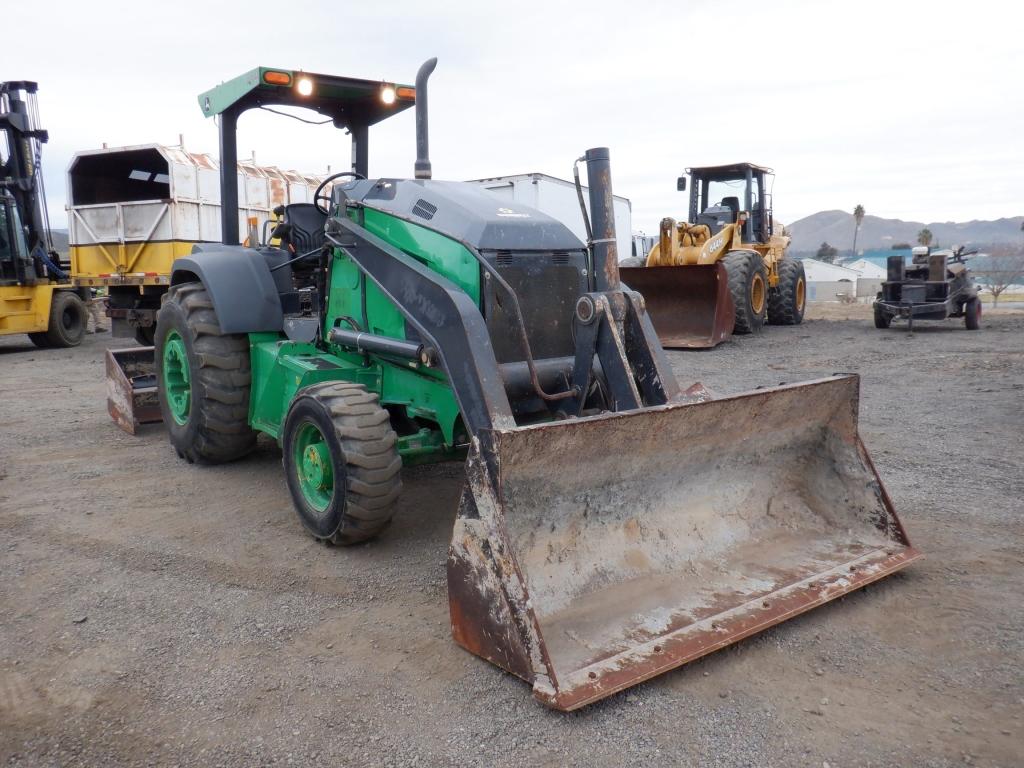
{"left": 583, "top": 147, "right": 620, "bottom": 291}
{"left": 414, "top": 58, "right": 438, "bottom": 180}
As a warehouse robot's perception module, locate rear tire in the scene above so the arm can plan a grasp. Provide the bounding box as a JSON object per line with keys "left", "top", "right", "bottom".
{"left": 155, "top": 282, "right": 257, "bottom": 464}
{"left": 135, "top": 325, "right": 156, "bottom": 346}
{"left": 282, "top": 382, "right": 402, "bottom": 545}
{"left": 618, "top": 256, "right": 646, "bottom": 268}
{"left": 723, "top": 250, "right": 768, "bottom": 334}
{"left": 767, "top": 259, "right": 806, "bottom": 325}
{"left": 873, "top": 303, "right": 891, "bottom": 329}
{"left": 964, "top": 297, "right": 981, "bottom": 330}
{"left": 30, "top": 291, "right": 86, "bottom": 348}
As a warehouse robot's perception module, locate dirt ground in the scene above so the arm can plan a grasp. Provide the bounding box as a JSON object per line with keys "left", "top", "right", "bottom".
{"left": 1, "top": 304, "right": 1022, "bottom": 768}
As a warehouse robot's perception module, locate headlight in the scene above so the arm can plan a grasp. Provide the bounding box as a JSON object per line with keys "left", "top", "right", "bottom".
{"left": 380, "top": 85, "right": 396, "bottom": 105}
{"left": 296, "top": 78, "right": 314, "bottom": 97}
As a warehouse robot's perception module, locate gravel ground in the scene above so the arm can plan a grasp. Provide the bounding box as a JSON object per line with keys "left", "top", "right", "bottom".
{"left": 1, "top": 305, "right": 1022, "bottom": 768}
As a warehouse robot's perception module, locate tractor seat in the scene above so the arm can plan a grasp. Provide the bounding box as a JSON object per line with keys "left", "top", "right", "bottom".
{"left": 273, "top": 203, "right": 328, "bottom": 255}
{"left": 720, "top": 197, "right": 741, "bottom": 221}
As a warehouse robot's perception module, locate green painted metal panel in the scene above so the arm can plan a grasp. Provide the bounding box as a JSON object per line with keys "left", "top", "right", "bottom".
{"left": 247, "top": 207, "right": 480, "bottom": 461}
{"left": 198, "top": 67, "right": 266, "bottom": 117}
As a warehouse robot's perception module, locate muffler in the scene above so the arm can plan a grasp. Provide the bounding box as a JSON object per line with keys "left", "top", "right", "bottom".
{"left": 620, "top": 264, "right": 734, "bottom": 348}
{"left": 448, "top": 374, "right": 920, "bottom": 710}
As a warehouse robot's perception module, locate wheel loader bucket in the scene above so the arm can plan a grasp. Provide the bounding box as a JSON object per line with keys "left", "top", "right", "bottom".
{"left": 619, "top": 264, "right": 734, "bottom": 348}
{"left": 448, "top": 375, "right": 920, "bottom": 711}
{"left": 106, "top": 347, "right": 162, "bottom": 434}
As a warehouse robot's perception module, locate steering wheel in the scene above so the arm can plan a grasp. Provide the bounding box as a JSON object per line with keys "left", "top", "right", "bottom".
{"left": 314, "top": 171, "right": 366, "bottom": 215}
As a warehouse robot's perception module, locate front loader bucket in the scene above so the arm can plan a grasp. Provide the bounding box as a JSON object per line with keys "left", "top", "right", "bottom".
{"left": 106, "top": 347, "right": 161, "bottom": 434}
{"left": 619, "top": 264, "right": 734, "bottom": 348}
{"left": 448, "top": 375, "right": 920, "bottom": 711}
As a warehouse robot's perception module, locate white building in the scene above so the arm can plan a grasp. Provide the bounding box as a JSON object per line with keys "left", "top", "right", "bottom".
{"left": 843, "top": 259, "right": 888, "bottom": 279}
{"left": 800, "top": 259, "right": 861, "bottom": 302}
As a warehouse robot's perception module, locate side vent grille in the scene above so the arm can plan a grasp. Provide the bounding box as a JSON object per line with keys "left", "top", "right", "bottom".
{"left": 412, "top": 198, "right": 438, "bottom": 220}
{"left": 551, "top": 252, "right": 570, "bottom": 265}
{"left": 495, "top": 251, "right": 514, "bottom": 267}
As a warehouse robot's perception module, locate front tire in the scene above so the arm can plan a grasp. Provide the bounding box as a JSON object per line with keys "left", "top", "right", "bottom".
{"left": 29, "top": 291, "right": 86, "bottom": 348}
{"left": 964, "top": 297, "right": 981, "bottom": 330}
{"left": 873, "top": 302, "right": 892, "bottom": 329}
{"left": 155, "top": 282, "right": 257, "bottom": 464}
{"left": 283, "top": 382, "right": 402, "bottom": 545}
{"left": 723, "top": 251, "right": 768, "bottom": 334}
{"left": 767, "top": 259, "right": 806, "bottom": 325}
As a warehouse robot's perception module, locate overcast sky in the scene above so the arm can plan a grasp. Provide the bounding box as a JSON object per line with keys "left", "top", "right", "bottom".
{"left": 6, "top": 0, "right": 1022, "bottom": 233}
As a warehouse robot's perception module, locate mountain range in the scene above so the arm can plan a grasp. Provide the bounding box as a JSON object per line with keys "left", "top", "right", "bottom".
{"left": 786, "top": 211, "right": 1023, "bottom": 255}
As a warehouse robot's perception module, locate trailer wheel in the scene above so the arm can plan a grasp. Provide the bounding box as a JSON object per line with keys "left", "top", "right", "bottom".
{"left": 873, "top": 303, "right": 892, "bottom": 329}
{"left": 28, "top": 291, "right": 86, "bottom": 348}
{"left": 155, "top": 281, "right": 257, "bottom": 464}
{"left": 964, "top": 297, "right": 981, "bottom": 330}
{"left": 283, "top": 382, "right": 402, "bottom": 545}
{"left": 723, "top": 251, "right": 768, "bottom": 334}
{"left": 767, "top": 259, "right": 806, "bottom": 326}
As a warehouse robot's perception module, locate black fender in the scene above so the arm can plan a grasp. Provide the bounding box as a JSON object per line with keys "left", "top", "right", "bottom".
{"left": 170, "top": 245, "right": 283, "bottom": 333}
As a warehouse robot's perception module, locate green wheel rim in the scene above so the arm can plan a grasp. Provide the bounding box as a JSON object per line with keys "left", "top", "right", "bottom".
{"left": 162, "top": 330, "right": 191, "bottom": 425}
{"left": 293, "top": 421, "right": 334, "bottom": 513}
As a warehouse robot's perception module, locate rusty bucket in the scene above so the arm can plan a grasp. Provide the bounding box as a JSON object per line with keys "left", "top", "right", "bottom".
{"left": 619, "top": 264, "right": 734, "bottom": 349}
{"left": 106, "top": 347, "right": 161, "bottom": 434}
{"left": 448, "top": 375, "right": 920, "bottom": 710}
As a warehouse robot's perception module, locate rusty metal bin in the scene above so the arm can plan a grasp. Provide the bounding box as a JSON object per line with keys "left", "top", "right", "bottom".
{"left": 106, "top": 347, "right": 161, "bottom": 434}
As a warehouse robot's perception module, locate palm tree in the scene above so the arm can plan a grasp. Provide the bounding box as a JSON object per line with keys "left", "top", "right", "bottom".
{"left": 917, "top": 228, "right": 933, "bottom": 247}
{"left": 852, "top": 204, "right": 865, "bottom": 257}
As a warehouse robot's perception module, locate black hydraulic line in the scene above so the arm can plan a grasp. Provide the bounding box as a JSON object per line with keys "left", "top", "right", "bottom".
{"left": 572, "top": 157, "right": 594, "bottom": 244}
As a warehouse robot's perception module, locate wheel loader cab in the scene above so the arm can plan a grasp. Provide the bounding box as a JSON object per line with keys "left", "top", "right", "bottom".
{"left": 687, "top": 163, "right": 774, "bottom": 245}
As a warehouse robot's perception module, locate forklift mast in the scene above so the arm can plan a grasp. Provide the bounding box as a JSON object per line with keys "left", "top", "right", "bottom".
{"left": 0, "top": 81, "right": 59, "bottom": 284}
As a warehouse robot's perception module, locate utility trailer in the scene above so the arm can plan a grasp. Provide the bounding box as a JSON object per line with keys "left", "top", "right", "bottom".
{"left": 68, "top": 143, "right": 325, "bottom": 343}
{"left": 467, "top": 172, "right": 632, "bottom": 264}
{"left": 873, "top": 246, "right": 981, "bottom": 331}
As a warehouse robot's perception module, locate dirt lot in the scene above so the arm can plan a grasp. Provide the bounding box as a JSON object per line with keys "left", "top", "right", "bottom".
{"left": 1, "top": 305, "right": 1022, "bottom": 768}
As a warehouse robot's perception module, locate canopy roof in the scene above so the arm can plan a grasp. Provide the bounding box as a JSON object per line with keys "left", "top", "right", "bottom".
{"left": 198, "top": 67, "right": 415, "bottom": 128}
{"left": 687, "top": 163, "right": 774, "bottom": 178}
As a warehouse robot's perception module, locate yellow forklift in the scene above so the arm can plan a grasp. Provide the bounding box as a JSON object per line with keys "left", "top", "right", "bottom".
{"left": 0, "top": 81, "right": 86, "bottom": 348}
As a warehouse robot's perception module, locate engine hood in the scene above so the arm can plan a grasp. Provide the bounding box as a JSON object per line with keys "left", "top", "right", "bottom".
{"left": 347, "top": 178, "right": 586, "bottom": 252}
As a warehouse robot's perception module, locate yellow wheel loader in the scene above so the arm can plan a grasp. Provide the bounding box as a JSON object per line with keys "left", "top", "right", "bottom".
{"left": 620, "top": 163, "right": 805, "bottom": 348}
